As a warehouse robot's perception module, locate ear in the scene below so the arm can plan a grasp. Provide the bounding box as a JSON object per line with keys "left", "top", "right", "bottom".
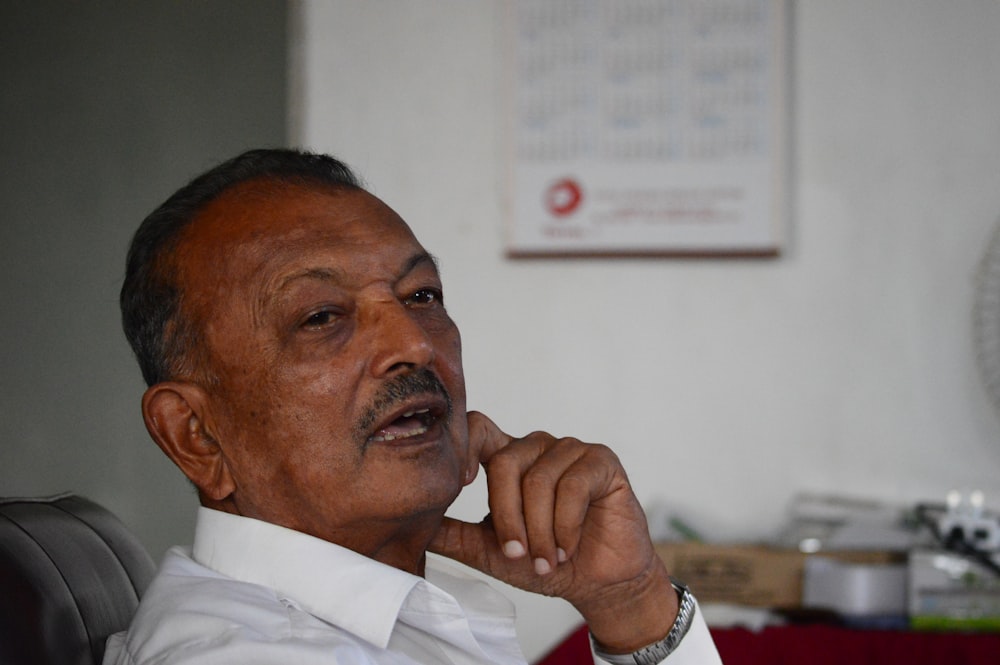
{"left": 142, "top": 382, "right": 235, "bottom": 502}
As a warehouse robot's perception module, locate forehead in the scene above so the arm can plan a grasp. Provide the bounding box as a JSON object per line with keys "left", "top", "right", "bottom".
{"left": 173, "top": 181, "right": 427, "bottom": 293}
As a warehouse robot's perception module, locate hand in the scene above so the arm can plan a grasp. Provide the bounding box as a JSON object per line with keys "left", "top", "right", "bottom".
{"left": 429, "top": 412, "right": 678, "bottom": 652}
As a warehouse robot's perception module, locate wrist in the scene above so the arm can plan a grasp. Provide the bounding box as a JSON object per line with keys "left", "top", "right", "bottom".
{"left": 580, "top": 562, "right": 677, "bottom": 653}
{"left": 591, "top": 578, "right": 697, "bottom": 665}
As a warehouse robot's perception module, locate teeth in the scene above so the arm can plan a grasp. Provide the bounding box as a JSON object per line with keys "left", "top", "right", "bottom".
{"left": 370, "top": 408, "right": 435, "bottom": 443}
{"left": 371, "top": 423, "right": 429, "bottom": 443}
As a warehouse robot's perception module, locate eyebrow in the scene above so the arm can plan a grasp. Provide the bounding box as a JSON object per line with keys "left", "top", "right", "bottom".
{"left": 274, "top": 251, "right": 441, "bottom": 294}
{"left": 401, "top": 251, "right": 441, "bottom": 277}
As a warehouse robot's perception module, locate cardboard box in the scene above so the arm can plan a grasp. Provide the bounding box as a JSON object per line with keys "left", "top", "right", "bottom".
{"left": 655, "top": 541, "right": 903, "bottom": 608}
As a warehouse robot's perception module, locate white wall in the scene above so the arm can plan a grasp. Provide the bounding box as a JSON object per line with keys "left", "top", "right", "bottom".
{"left": 293, "top": 1, "right": 1000, "bottom": 658}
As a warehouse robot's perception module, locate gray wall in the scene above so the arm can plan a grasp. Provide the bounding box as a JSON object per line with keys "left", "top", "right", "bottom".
{"left": 0, "top": 1, "right": 287, "bottom": 559}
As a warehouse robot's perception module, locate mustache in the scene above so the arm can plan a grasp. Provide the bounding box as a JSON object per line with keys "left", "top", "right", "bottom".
{"left": 355, "top": 368, "right": 453, "bottom": 437}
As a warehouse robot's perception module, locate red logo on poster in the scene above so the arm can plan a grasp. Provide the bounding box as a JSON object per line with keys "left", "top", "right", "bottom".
{"left": 544, "top": 178, "right": 583, "bottom": 218}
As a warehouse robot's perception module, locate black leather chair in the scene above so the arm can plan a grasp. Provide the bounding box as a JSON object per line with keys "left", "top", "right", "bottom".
{"left": 0, "top": 494, "right": 156, "bottom": 665}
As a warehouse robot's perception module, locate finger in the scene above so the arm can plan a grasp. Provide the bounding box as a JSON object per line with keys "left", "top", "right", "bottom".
{"left": 551, "top": 447, "right": 616, "bottom": 560}
{"left": 519, "top": 437, "right": 589, "bottom": 573}
{"left": 428, "top": 515, "right": 490, "bottom": 570}
{"left": 429, "top": 515, "right": 548, "bottom": 593}
{"left": 483, "top": 433, "right": 550, "bottom": 562}
{"left": 466, "top": 411, "right": 513, "bottom": 466}
{"left": 467, "top": 413, "right": 542, "bottom": 561}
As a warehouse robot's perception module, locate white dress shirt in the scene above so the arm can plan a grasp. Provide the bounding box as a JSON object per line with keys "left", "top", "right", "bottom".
{"left": 104, "top": 508, "right": 721, "bottom": 665}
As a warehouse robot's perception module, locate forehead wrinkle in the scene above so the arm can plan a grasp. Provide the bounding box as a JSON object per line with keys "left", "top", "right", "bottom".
{"left": 277, "top": 266, "right": 347, "bottom": 293}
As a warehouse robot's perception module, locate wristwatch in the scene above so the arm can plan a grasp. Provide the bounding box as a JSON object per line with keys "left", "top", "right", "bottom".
{"left": 591, "top": 578, "right": 697, "bottom": 665}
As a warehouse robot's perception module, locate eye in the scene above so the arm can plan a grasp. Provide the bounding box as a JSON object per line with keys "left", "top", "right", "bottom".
{"left": 301, "top": 309, "right": 340, "bottom": 329}
{"left": 406, "top": 288, "right": 443, "bottom": 307}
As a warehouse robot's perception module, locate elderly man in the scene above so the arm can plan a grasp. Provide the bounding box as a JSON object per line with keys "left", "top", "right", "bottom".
{"left": 105, "top": 149, "right": 721, "bottom": 664}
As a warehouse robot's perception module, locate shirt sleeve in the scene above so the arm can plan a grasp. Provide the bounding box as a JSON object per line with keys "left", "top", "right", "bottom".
{"left": 591, "top": 601, "right": 723, "bottom": 665}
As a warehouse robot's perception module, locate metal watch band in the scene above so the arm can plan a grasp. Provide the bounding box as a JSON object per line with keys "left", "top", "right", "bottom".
{"left": 591, "top": 578, "right": 697, "bottom": 665}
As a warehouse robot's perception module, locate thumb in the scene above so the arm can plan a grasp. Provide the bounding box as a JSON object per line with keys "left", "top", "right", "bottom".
{"left": 428, "top": 515, "right": 501, "bottom": 572}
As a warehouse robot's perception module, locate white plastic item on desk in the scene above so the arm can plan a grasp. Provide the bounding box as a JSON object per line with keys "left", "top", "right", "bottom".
{"left": 802, "top": 556, "right": 908, "bottom": 616}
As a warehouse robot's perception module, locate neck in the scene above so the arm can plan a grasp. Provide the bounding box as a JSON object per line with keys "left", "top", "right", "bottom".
{"left": 366, "top": 517, "right": 439, "bottom": 576}
{"left": 201, "top": 494, "right": 443, "bottom": 576}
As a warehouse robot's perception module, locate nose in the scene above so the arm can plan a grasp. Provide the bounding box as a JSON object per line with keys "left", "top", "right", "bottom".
{"left": 363, "top": 299, "right": 435, "bottom": 377}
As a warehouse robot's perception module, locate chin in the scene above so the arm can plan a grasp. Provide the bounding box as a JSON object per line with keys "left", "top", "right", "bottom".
{"left": 405, "top": 472, "right": 464, "bottom": 521}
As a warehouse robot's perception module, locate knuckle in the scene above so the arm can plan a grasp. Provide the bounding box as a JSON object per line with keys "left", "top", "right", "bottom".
{"left": 521, "top": 466, "right": 557, "bottom": 494}
{"left": 586, "top": 442, "right": 619, "bottom": 463}
{"left": 485, "top": 448, "right": 521, "bottom": 475}
{"left": 557, "top": 471, "right": 591, "bottom": 495}
{"left": 552, "top": 435, "right": 582, "bottom": 448}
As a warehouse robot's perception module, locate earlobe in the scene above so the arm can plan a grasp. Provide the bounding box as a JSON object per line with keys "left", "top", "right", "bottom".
{"left": 142, "top": 382, "right": 235, "bottom": 502}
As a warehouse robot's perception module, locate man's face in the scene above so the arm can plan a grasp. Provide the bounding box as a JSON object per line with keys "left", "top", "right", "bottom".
{"left": 171, "top": 181, "right": 468, "bottom": 552}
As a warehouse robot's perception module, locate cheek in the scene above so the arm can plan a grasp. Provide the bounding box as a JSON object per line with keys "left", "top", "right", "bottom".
{"left": 436, "top": 326, "right": 470, "bottom": 466}
{"left": 220, "top": 392, "right": 360, "bottom": 495}
{"left": 212, "top": 353, "right": 352, "bottom": 450}
{"left": 437, "top": 323, "right": 464, "bottom": 388}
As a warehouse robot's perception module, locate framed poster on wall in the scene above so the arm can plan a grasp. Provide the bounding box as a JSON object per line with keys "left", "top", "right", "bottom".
{"left": 504, "top": 0, "right": 789, "bottom": 257}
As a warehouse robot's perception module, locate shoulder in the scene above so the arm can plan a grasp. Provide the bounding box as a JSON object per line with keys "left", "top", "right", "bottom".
{"left": 113, "top": 548, "right": 380, "bottom": 664}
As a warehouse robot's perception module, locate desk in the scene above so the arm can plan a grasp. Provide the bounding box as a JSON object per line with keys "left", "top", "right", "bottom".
{"left": 536, "top": 624, "right": 1000, "bottom": 665}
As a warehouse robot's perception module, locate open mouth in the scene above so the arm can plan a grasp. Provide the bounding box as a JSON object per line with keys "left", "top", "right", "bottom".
{"left": 368, "top": 402, "right": 445, "bottom": 443}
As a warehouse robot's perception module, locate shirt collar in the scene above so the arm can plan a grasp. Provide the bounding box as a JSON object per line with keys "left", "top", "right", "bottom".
{"left": 192, "top": 507, "right": 422, "bottom": 649}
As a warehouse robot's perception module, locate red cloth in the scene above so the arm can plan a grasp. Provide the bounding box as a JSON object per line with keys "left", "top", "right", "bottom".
{"left": 535, "top": 624, "right": 1000, "bottom": 665}
{"left": 535, "top": 625, "right": 592, "bottom": 664}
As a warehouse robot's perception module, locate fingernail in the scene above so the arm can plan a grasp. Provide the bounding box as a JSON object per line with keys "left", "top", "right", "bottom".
{"left": 503, "top": 540, "right": 526, "bottom": 558}
{"left": 534, "top": 558, "right": 552, "bottom": 575}
{"left": 557, "top": 548, "right": 568, "bottom": 563}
